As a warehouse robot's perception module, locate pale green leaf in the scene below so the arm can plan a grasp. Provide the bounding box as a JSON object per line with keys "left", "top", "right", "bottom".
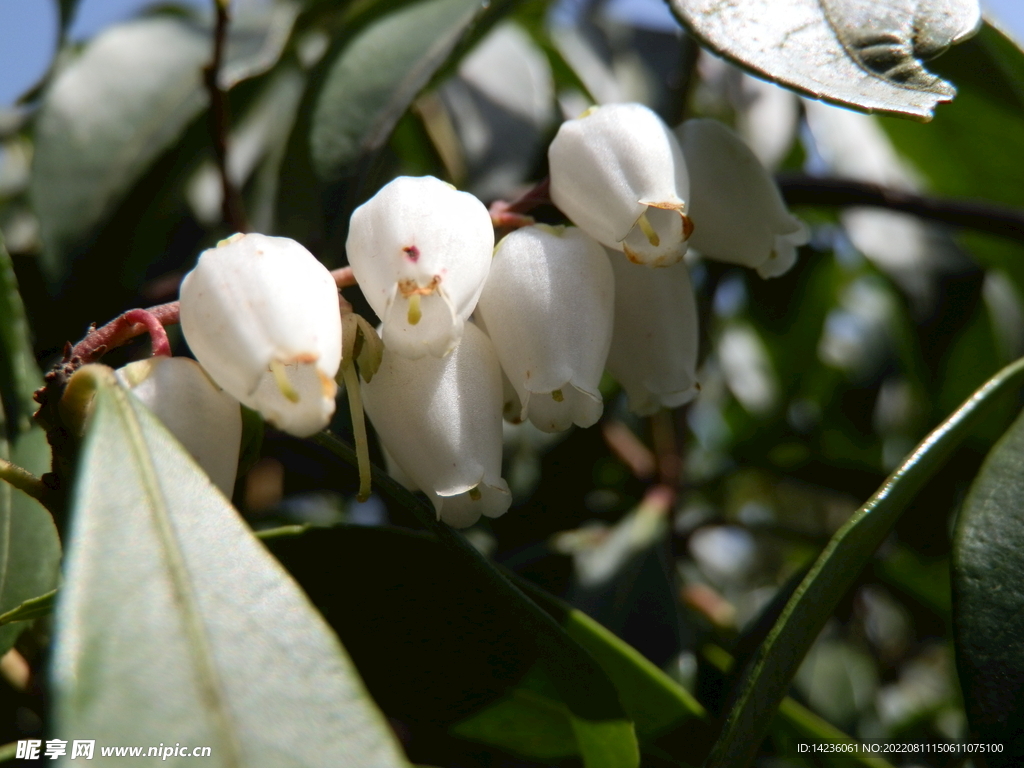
{"left": 52, "top": 375, "right": 410, "bottom": 767}
{"left": 669, "top": 0, "right": 980, "bottom": 119}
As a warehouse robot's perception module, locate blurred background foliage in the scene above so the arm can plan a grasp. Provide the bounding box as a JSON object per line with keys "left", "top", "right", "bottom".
{"left": 3, "top": 0, "right": 1024, "bottom": 766}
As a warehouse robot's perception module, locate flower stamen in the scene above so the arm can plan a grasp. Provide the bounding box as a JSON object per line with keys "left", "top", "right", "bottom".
{"left": 270, "top": 360, "right": 301, "bottom": 403}
{"left": 636, "top": 212, "right": 660, "bottom": 247}
{"left": 408, "top": 294, "right": 422, "bottom": 325}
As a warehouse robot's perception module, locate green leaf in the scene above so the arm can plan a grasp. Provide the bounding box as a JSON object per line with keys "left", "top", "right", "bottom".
{"left": 704, "top": 355, "right": 1024, "bottom": 768}
{"left": 880, "top": 24, "right": 1024, "bottom": 208}
{"left": 0, "top": 588, "right": 57, "bottom": 626}
{"left": 271, "top": 509, "right": 640, "bottom": 768}
{"left": 518, "top": 580, "right": 706, "bottom": 740}
{"left": 953, "top": 407, "right": 1024, "bottom": 765}
{"left": 31, "top": 11, "right": 296, "bottom": 279}
{"left": 451, "top": 577, "right": 707, "bottom": 763}
{"left": 668, "top": 0, "right": 979, "bottom": 119}
{"left": 52, "top": 373, "right": 409, "bottom": 767}
{"left": 451, "top": 665, "right": 579, "bottom": 759}
{"left": 0, "top": 233, "right": 42, "bottom": 435}
{"left": 879, "top": 24, "right": 1024, "bottom": 309}
{"left": 309, "top": 0, "right": 488, "bottom": 182}
{"left": 0, "top": 426, "right": 61, "bottom": 657}
{"left": 0, "top": 235, "right": 61, "bottom": 656}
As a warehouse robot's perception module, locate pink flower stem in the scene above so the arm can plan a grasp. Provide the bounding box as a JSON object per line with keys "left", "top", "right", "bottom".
{"left": 68, "top": 301, "right": 180, "bottom": 366}
{"left": 122, "top": 309, "right": 172, "bottom": 357}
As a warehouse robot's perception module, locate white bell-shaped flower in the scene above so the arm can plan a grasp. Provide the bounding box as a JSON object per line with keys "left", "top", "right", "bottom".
{"left": 346, "top": 175, "right": 494, "bottom": 359}
{"left": 476, "top": 225, "right": 614, "bottom": 432}
{"left": 117, "top": 356, "right": 242, "bottom": 497}
{"left": 605, "top": 249, "right": 699, "bottom": 416}
{"left": 676, "top": 119, "right": 809, "bottom": 279}
{"left": 361, "top": 321, "right": 510, "bottom": 528}
{"left": 548, "top": 103, "right": 692, "bottom": 267}
{"left": 179, "top": 233, "right": 342, "bottom": 437}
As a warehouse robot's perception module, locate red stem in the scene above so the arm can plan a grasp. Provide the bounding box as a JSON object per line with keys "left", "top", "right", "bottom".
{"left": 70, "top": 302, "right": 180, "bottom": 365}
{"left": 122, "top": 309, "right": 172, "bottom": 357}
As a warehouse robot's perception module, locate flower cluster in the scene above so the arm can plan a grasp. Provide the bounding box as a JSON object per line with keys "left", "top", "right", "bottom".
{"left": 341, "top": 104, "right": 806, "bottom": 527}
{"left": 127, "top": 103, "right": 805, "bottom": 528}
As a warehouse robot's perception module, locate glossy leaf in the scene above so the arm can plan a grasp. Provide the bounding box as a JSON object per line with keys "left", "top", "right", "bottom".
{"left": 0, "top": 589, "right": 57, "bottom": 627}
{"left": 52, "top": 373, "right": 409, "bottom": 767}
{"left": 272, "top": 490, "right": 641, "bottom": 768}
{"left": 31, "top": 11, "right": 296, "bottom": 278}
{"left": 309, "top": 0, "right": 487, "bottom": 181}
{"left": 704, "top": 356, "right": 1024, "bottom": 768}
{"left": 954, "top": 407, "right": 1024, "bottom": 765}
{"left": 669, "top": 0, "right": 980, "bottom": 119}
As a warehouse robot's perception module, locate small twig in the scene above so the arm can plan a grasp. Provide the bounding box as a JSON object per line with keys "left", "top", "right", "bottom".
{"left": 203, "top": 0, "right": 249, "bottom": 233}
{"left": 0, "top": 457, "right": 48, "bottom": 506}
{"left": 67, "top": 303, "right": 180, "bottom": 369}
{"left": 601, "top": 420, "right": 656, "bottom": 481}
{"left": 489, "top": 178, "right": 552, "bottom": 234}
{"left": 121, "top": 309, "right": 172, "bottom": 357}
{"left": 331, "top": 266, "right": 357, "bottom": 289}
{"left": 777, "top": 174, "right": 1024, "bottom": 244}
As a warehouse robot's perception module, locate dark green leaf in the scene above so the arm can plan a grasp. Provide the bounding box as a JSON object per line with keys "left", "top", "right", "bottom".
{"left": 953, "top": 407, "right": 1024, "bottom": 766}
{"left": 0, "top": 427, "right": 61, "bottom": 657}
{"left": 0, "top": 235, "right": 61, "bottom": 656}
{"left": 0, "top": 588, "right": 57, "bottom": 627}
{"left": 271, "top": 508, "right": 640, "bottom": 768}
{"left": 309, "top": 0, "right": 488, "bottom": 182}
{"left": 53, "top": 373, "right": 409, "bottom": 766}
{"left": 669, "top": 0, "right": 979, "bottom": 119}
{"left": 705, "top": 356, "right": 1024, "bottom": 768}
{"left": 0, "top": 233, "right": 42, "bottom": 434}
{"left": 451, "top": 664, "right": 579, "bottom": 759}
{"left": 519, "top": 580, "right": 705, "bottom": 739}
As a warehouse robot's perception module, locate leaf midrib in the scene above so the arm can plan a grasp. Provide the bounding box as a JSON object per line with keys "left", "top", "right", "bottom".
{"left": 112, "top": 388, "right": 243, "bottom": 768}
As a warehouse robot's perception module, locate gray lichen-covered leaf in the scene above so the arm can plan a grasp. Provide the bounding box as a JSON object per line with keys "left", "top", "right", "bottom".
{"left": 669, "top": 0, "right": 981, "bottom": 119}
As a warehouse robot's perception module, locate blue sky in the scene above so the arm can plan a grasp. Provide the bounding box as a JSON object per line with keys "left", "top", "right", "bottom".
{"left": 2, "top": 0, "right": 1024, "bottom": 107}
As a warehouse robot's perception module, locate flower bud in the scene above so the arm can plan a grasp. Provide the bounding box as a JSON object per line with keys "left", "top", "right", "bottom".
{"left": 676, "top": 119, "right": 808, "bottom": 279}
{"left": 179, "top": 233, "right": 342, "bottom": 437}
{"left": 605, "top": 249, "right": 699, "bottom": 415}
{"left": 346, "top": 176, "right": 494, "bottom": 359}
{"left": 360, "top": 321, "right": 510, "bottom": 528}
{"left": 476, "top": 225, "right": 614, "bottom": 432}
{"left": 548, "top": 103, "right": 691, "bottom": 267}
{"left": 117, "top": 356, "right": 242, "bottom": 497}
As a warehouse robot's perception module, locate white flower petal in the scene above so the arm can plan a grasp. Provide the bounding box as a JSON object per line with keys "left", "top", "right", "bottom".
{"left": 346, "top": 175, "right": 494, "bottom": 359}
{"left": 117, "top": 356, "right": 242, "bottom": 497}
{"left": 549, "top": 102, "right": 691, "bottom": 266}
{"left": 605, "top": 249, "right": 699, "bottom": 415}
{"left": 179, "top": 233, "right": 342, "bottom": 437}
{"left": 361, "top": 322, "right": 510, "bottom": 528}
{"left": 477, "top": 225, "right": 614, "bottom": 432}
{"left": 677, "top": 119, "right": 808, "bottom": 278}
